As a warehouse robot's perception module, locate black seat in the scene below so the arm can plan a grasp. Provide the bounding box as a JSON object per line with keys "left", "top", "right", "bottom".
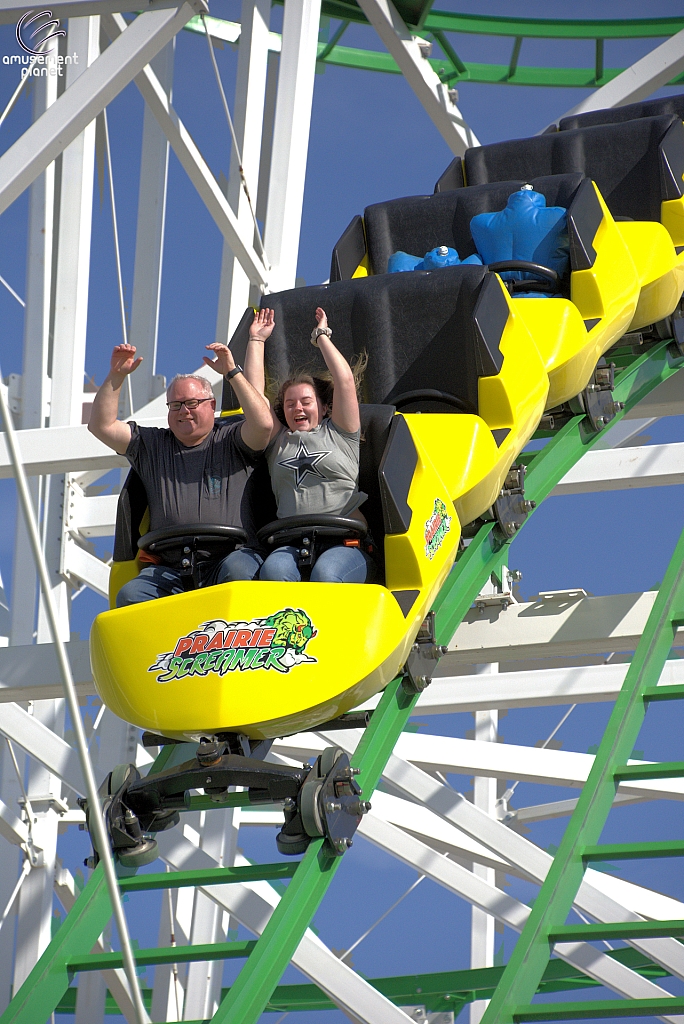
{"left": 358, "top": 403, "right": 396, "bottom": 568}
{"left": 227, "top": 266, "right": 508, "bottom": 418}
{"left": 558, "top": 93, "right": 684, "bottom": 131}
{"left": 360, "top": 174, "right": 584, "bottom": 276}
{"left": 436, "top": 114, "right": 684, "bottom": 224}
{"left": 113, "top": 468, "right": 149, "bottom": 563}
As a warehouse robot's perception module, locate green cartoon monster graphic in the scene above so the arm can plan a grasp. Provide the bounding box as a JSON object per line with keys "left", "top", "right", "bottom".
{"left": 262, "top": 608, "right": 317, "bottom": 652}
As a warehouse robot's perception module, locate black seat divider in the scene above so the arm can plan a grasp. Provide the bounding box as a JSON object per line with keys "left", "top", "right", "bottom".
{"left": 450, "top": 114, "right": 684, "bottom": 224}
{"left": 558, "top": 93, "right": 684, "bottom": 132}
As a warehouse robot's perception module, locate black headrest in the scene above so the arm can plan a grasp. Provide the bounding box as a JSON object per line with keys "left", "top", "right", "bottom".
{"left": 256, "top": 265, "right": 503, "bottom": 414}
{"left": 463, "top": 114, "right": 683, "bottom": 223}
{"left": 363, "top": 174, "right": 585, "bottom": 274}
{"left": 113, "top": 469, "right": 148, "bottom": 562}
{"left": 559, "top": 94, "right": 684, "bottom": 131}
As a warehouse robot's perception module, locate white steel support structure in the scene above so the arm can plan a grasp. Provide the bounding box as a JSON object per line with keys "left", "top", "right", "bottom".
{"left": 262, "top": 0, "right": 321, "bottom": 294}
{"left": 356, "top": 0, "right": 479, "bottom": 154}
{"left": 470, "top": 669, "right": 499, "bottom": 1024}
{"left": 13, "top": 16, "right": 100, "bottom": 993}
{"left": 3, "top": 3, "right": 684, "bottom": 1020}
{"left": 215, "top": 0, "right": 271, "bottom": 344}
{"left": 128, "top": 40, "right": 175, "bottom": 412}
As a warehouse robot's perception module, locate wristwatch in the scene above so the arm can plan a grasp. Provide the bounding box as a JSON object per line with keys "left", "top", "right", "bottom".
{"left": 311, "top": 326, "right": 332, "bottom": 347}
{"left": 225, "top": 364, "right": 244, "bottom": 380}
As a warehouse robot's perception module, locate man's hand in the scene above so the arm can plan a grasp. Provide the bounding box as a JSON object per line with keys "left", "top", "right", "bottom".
{"left": 249, "top": 307, "right": 275, "bottom": 343}
{"left": 204, "top": 343, "right": 236, "bottom": 377}
{"left": 110, "top": 344, "right": 143, "bottom": 382}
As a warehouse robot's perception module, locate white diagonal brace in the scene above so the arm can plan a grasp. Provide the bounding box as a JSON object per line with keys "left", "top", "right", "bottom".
{"left": 553, "top": 443, "right": 684, "bottom": 496}
{"left": 0, "top": 798, "right": 29, "bottom": 848}
{"left": 356, "top": 0, "right": 478, "bottom": 155}
{"left": 360, "top": 815, "right": 684, "bottom": 1019}
{"left": 61, "top": 537, "right": 110, "bottom": 598}
{"left": 0, "top": 3, "right": 201, "bottom": 217}
{"left": 157, "top": 830, "right": 414, "bottom": 1024}
{"left": 0, "top": 704, "right": 85, "bottom": 796}
{"left": 0, "top": 641, "right": 92, "bottom": 704}
{"left": 557, "top": 27, "right": 684, "bottom": 123}
{"left": 274, "top": 731, "right": 684, "bottom": 801}
{"left": 368, "top": 747, "right": 684, "bottom": 986}
{"left": 101, "top": 12, "right": 268, "bottom": 289}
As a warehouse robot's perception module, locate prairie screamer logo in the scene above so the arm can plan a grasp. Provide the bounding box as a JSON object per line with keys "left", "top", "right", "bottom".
{"left": 149, "top": 608, "right": 317, "bottom": 682}
{"left": 424, "top": 498, "right": 452, "bottom": 560}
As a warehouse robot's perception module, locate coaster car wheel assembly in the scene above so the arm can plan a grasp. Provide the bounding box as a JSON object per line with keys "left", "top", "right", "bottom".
{"left": 81, "top": 742, "right": 370, "bottom": 866}
{"left": 276, "top": 746, "right": 371, "bottom": 857}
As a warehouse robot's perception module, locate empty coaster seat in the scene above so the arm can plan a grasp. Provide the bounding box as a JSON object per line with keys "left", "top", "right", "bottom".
{"left": 357, "top": 174, "right": 584, "bottom": 278}
{"left": 558, "top": 93, "right": 684, "bottom": 131}
{"left": 446, "top": 114, "right": 684, "bottom": 225}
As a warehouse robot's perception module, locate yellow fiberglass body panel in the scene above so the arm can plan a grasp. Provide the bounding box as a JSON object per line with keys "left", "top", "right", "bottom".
{"left": 615, "top": 220, "right": 684, "bottom": 330}
{"left": 513, "top": 186, "right": 639, "bottom": 409}
{"left": 661, "top": 196, "right": 684, "bottom": 248}
{"left": 91, "top": 414, "right": 461, "bottom": 740}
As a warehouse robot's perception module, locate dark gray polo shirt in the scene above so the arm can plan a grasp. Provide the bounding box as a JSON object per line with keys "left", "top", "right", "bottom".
{"left": 125, "top": 418, "right": 263, "bottom": 548}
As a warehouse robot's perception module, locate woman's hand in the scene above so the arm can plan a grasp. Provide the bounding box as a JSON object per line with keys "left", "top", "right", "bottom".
{"left": 249, "top": 307, "right": 275, "bottom": 343}
{"left": 204, "top": 343, "right": 236, "bottom": 376}
{"left": 314, "top": 307, "right": 329, "bottom": 330}
{"left": 110, "top": 344, "right": 142, "bottom": 380}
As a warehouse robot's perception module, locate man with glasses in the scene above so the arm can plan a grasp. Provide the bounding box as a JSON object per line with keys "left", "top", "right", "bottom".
{"left": 88, "top": 335, "right": 273, "bottom": 605}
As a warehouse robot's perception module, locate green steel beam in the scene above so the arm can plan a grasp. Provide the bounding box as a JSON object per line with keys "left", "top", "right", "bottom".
{"left": 643, "top": 683, "right": 684, "bottom": 702}
{"left": 52, "top": 947, "right": 673, "bottom": 1014}
{"left": 479, "top": 485, "right": 684, "bottom": 1023}
{"left": 514, "top": 997, "right": 684, "bottom": 1021}
{"left": 422, "top": 12, "right": 684, "bottom": 39}
{"left": 68, "top": 939, "right": 257, "bottom": 972}
{"left": 582, "top": 840, "right": 684, "bottom": 861}
{"left": 549, "top": 920, "right": 684, "bottom": 942}
{"left": 185, "top": 13, "right": 684, "bottom": 89}
{"left": 614, "top": 760, "right": 684, "bottom": 780}
{"left": 118, "top": 862, "right": 299, "bottom": 893}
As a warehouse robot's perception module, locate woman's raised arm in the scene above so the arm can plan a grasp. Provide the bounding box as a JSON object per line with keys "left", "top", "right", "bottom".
{"left": 244, "top": 307, "right": 281, "bottom": 439}
{"left": 313, "top": 308, "right": 360, "bottom": 433}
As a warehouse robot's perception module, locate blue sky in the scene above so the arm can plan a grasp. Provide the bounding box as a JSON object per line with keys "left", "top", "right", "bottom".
{"left": 1, "top": 1, "right": 684, "bottom": 1021}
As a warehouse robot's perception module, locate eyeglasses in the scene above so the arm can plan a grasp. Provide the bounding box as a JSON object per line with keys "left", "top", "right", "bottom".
{"left": 166, "top": 397, "right": 214, "bottom": 412}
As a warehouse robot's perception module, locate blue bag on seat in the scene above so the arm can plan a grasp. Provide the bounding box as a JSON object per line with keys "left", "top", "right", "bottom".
{"left": 388, "top": 245, "right": 483, "bottom": 274}
{"left": 469, "top": 187, "right": 569, "bottom": 297}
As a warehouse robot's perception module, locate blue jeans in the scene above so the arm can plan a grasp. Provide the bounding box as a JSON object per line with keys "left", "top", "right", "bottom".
{"left": 116, "top": 547, "right": 263, "bottom": 607}
{"left": 259, "top": 544, "right": 371, "bottom": 584}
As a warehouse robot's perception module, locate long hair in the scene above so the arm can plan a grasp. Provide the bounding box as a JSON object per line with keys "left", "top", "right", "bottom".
{"left": 272, "top": 352, "right": 368, "bottom": 426}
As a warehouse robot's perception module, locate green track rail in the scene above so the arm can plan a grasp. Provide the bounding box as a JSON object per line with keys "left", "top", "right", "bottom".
{"left": 2, "top": 337, "right": 682, "bottom": 1023}
{"left": 187, "top": 9, "right": 684, "bottom": 90}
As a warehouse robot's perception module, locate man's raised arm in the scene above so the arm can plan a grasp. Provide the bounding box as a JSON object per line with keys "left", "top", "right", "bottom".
{"left": 88, "top": 345, "right": 142, "bottom": 454}
{"left": 204, "top": 343, "right": 273, "bottom": 451}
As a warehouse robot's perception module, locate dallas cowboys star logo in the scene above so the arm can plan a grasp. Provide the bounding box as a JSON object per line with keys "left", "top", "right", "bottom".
{"left": 278, "top": 437, "right": 329, "bottom": 486}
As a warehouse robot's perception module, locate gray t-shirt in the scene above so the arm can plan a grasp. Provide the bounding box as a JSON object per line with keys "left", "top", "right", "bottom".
{"left": 266, "top": 418, "right": 365, "bottom": 519}
{"left": 125, "top": 419, "right": 263, "bottom": 546}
